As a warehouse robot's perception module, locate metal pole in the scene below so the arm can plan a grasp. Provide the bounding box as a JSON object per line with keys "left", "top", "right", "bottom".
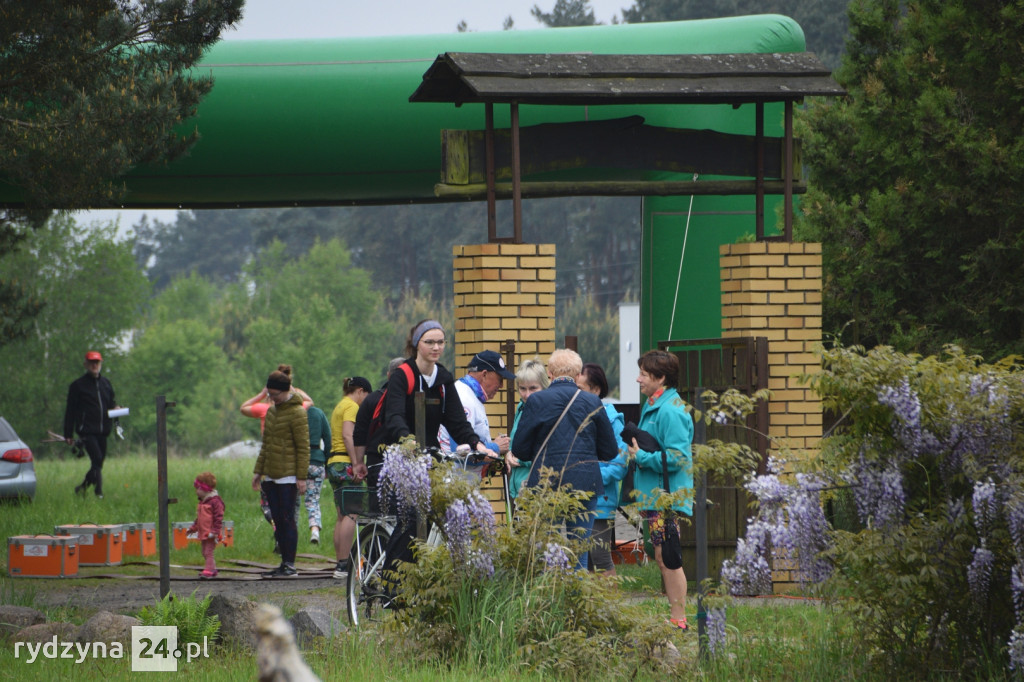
{"left": 156, "top": 395, "right": 176, "bottom": 599}
{"left": 501, "top": 338, "right": 516, "bottom": 524}
{"left": 693, "top": 389, "right": 709, "bottom": 663}
{"left": 414, "top": 392, "right": 428, "bottom": 540}
{"left": 485, "top": 103, "right": 497, "bottom": 242}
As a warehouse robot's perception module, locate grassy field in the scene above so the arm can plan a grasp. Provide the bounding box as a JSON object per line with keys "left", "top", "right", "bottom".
{"left": 0, "top": 453, "right": 884, "bottom": 680}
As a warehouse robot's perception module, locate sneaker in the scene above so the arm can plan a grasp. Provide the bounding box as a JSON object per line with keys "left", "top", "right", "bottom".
{"left": 310, "top": 528, "right": 320, "bottom": 545}
{"left": 263, "top": 564, "right": 298, "bottom": 578}
{"left": 74, "top": 483, "right": 87, "bottom": 495}
{"left": 332, "top": 559, "right": 350, "bottom": 579}
{"left": 199, "top": 569, "right": 218, "bottom": 579}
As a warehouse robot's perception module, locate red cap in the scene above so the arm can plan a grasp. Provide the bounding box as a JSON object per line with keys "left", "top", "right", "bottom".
{"left": 85, "top": 351, "right": 103, "bottom": 361}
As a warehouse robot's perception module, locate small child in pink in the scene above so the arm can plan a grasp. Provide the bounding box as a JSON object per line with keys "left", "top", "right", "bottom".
{"left": 188, "top": 471, "right": 225, "bottom": 579}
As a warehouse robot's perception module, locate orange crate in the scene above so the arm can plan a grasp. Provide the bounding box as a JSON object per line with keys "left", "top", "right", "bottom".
{"left": 53, "top": 524, "right": 123, "bottom": 566}
{"left": 122, "top": 523, "right": 156, "bottom": 557}
{"left": 611, "top": 539, "right": 646, "bottom": 565}
{"left": 8, "top": 535, "right": 78, "bottom": 578}
{"left": 172, "top": 522, "right": 193, "bottom": 550}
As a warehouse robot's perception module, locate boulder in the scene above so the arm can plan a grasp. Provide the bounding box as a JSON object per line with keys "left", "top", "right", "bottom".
{"left": 207, "top": 593, "right": 259, "bottom": 650}
{"left": 76, "top": 611, "right": 139, "bottom": 646}
{"left": 0, "top": 605, "right": 46, "bottom": 637}
{"left": 13, "top": 621, "right": 80, "bottom": 644}
{"left": 289, "top": 607, "right": 345, "bottom": 645}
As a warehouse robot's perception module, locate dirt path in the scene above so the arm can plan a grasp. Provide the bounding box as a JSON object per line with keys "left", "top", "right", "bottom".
{"left": 29, "top": 555, "right": 351, "bottom": 617}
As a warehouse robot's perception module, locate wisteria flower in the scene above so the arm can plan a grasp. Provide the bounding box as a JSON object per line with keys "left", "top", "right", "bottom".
{"left": 378, "top": 444, "right": 432, "bottom": 518}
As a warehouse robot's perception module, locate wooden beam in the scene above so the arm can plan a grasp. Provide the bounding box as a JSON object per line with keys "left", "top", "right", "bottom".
{"left": 440, "top": 117, "right": 801, "bottom": 185}
{"left": 434, "top": 179, "right": 806, "bottom": 200}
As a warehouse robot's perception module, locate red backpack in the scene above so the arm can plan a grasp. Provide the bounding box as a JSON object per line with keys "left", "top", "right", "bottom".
{"left": 367, "top": 362, "right": 415, "bottom": 442}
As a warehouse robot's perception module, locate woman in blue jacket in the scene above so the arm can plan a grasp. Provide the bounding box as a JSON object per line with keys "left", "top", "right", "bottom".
{"left": 628, "top": 350, "right": 694, "bottom": 630}
{"left": 576, "top": 363, "right": 629, "bottom": 575}
{"left": 511, "top": 349, "right": 618, "bottom": 570}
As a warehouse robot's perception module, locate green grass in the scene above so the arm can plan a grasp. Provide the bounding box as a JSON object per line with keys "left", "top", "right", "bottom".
{"left": 0, "top": 453, "right": 890, "bottom": 680}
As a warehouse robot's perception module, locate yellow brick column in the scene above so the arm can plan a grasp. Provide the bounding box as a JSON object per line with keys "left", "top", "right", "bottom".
{"left": 720, "top": 241, "right": 823, "bottom": 591}
{"left": 451, "top": 243, "right": 557, "bottom": 435}
{"left": 719, "top": 241, "right": 822, "bottom": 455}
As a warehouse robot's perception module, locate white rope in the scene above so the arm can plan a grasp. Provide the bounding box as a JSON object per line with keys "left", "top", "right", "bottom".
{"left": 668, "top": 173, "right": 699, "bottom": 340}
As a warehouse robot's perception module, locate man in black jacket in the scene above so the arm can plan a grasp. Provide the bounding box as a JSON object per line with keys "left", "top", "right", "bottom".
{"left": 63, "top": 351, "right": 117, "bottom": 498}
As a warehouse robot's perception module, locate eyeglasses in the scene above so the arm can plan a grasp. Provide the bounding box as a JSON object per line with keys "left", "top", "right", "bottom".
{"left": 421, "top": 339, "right": 446, "bottom": 347}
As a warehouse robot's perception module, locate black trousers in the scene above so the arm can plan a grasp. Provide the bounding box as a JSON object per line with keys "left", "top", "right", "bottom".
{"left": 80, "top": 434, "right": 107, "bottom": 495}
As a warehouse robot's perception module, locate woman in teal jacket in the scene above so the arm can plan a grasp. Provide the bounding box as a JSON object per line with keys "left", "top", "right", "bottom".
{"left": 628, "top": 350, "right": 694, "bottom": 630}
{"left": 505, "top": 357, "right": 549, "bottom": 506}
{"left": 576, "top": 363, "right": 629, "bottom": 574}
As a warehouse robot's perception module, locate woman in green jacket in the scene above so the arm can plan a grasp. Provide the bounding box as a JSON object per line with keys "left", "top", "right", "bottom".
{"left": 252, "top": 370, "right": 310, "bottom": 578}
{"left": 628, "top": 350, "right": 694, "bottom": 630}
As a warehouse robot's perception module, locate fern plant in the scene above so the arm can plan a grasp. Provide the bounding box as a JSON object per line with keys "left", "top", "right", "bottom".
{"left": 137, "top": 590, "right": 221, "bottom": 646}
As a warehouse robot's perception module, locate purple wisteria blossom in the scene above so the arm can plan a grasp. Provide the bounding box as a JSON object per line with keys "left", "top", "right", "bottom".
{"left": 442, "top": 491, "right": 497, "bottom": 578}
{"left": 721, "top": 461, "right": 831, "bottom": 592}
{"left": 967, "top": 544, "right": 994, "bottom": 604}
{"left": 1010, "top": 630, "right": 1024, "bottom": 672}
{"left": 1008, "top": 501, "right": 1024, "bottom": 558}
{"left": 541, "top": 542, "right": 571, "bottom": 572}
{"left": 706, "top": 607, "right": 727, "bottom": 656}
{"left": 1013, "top": 563, "right": 1024, "bottom": 621}
{"left": 972, "top": 479, "right": 998, "bottom": 539}
{"left": 847, "top": 450, "right": 905, "bottom": 530}
{"left": 378, "top": 445, "right": 432, "bottom": 518}
{"left": 877, "top": 379, "right": 940, "bottom": 457}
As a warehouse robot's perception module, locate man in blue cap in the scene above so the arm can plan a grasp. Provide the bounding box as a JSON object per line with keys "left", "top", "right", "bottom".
{"left": 438, "top": 349, "right": 514, "bottom": 460}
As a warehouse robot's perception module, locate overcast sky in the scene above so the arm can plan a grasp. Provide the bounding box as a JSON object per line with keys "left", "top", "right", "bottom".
{"left": 77, "top": 0, "right": 632, "bottom": 229}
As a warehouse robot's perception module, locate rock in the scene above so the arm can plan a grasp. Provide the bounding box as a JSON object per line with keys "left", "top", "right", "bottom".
{"left": 208, "top": 440, "right": 261, "bottom": 460}
{"left": 76, "top": 611, "right": 139, "bottom": 646}
{"left": 0, "top": 605, "right": 46, "bottom": 637}
{"left": 289, "top": 607, "right": 345, "bottom": 645}
{"left": 13, "top": 622, "right": 80, "bottom": 644}
{"left": 652, "top": 639, "right": 682, "bottom": 666}
{"left": 256, "top": 603, "right": 320, "bottom": 682}
{"left": 207, "top": 593, "right": 260, "bottom": 650}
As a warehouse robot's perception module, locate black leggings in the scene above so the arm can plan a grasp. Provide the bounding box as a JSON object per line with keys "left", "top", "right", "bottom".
{"left": 262, "top": 481, "right": 298, "bottom": 565}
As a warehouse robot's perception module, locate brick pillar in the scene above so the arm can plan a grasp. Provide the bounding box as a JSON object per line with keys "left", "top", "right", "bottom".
{"left": 720, "top": 241, "right": 823, "bottom": 591}
{"left": 452, "top": 243, "right": 557, "bottom": 434}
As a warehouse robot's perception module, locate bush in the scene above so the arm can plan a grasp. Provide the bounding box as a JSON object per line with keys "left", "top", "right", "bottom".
{"left": 377, "top": 439, "right": 675, "bottom": 679}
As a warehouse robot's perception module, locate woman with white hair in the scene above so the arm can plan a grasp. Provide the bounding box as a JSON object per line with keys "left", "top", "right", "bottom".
{"left": 510, "top": 348, "right": 618, "bottom": 569}
{"left": 505, "top": 357, "right": 551, "bottom": 504}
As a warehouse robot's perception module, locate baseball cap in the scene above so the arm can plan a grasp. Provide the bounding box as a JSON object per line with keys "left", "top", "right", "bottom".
{"left": 85, "top": 351, "right": 103, "bottom": 361}
{"left": 468, "top": 350, "right": 515, "bottom": 379}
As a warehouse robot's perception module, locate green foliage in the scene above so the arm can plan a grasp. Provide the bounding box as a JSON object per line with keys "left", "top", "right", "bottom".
{"left": 0, "top": 1, "right": 242, "bottom": 344}
{"left": 796, "top": 0, "right": 1024, "bottom": 359}
{"left": 620, "top": 0, "right": 850, "bottom": 69}
{"left": 804, "top": 344, "right": 1024, "bottom": 675}
{"left": 555, "top": 294, "right": 622, "bottom": 397}
{"left": 0, "top": 214, "right": 150, "bottom": 444}
{"left": 531, "top": 0, "right": 599, "bottom": 27}
{"left": 137, "top": 591, "right": 221, "bottom": 647}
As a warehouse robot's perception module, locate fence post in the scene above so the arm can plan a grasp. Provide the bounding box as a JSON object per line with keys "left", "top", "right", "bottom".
{"left": 156, "top": 395, "right": 177, "bottom": 600}
{"left": 693, "top": 389, "right": 709, "bottom": 662}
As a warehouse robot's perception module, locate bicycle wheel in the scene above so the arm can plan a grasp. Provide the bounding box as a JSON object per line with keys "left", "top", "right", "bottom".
{"left": 347, "top": 519, "right": 392, "bottom": 627}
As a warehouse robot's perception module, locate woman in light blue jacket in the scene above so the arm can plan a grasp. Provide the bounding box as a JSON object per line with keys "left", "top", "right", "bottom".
{"left": 628, "top": 350, "right": 694, "bottom": 630}
{"left": 576, "top": 363, "right": 629, "bottom": 574}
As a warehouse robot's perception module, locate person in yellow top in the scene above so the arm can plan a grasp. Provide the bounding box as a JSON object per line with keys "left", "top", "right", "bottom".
{"left": 327, "top": 376, "right": 371, "bottom": 579}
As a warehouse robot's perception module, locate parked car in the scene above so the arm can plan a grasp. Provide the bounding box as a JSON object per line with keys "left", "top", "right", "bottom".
{"left": 0, "top": 417, "right": 35, "bottom": 501}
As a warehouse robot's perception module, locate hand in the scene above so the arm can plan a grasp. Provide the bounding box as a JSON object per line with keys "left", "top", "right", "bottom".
{"left": 252, "top": 473, "right": 262, "bottom": 490}
{"left": 628, "top": 437, "right": 639, "bottom": 458}
{"left": 494, "top": 434, "right": 510, "bottom": 454}
{"left": 476, "top": 444, "right": 499, "bottom": 461}
{"left": 297, "top": 479, "right": 307, "bottom": 494}
{"left": 353, "top": 462, "right": 368, "bottom": 481}
{"left": 505, "top": 452, "right": 520, "bottom": 472}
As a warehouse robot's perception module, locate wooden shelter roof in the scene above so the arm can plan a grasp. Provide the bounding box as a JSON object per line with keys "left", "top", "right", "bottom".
{"left": 408, "top": 52, "right": 845, "bottom": 106}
